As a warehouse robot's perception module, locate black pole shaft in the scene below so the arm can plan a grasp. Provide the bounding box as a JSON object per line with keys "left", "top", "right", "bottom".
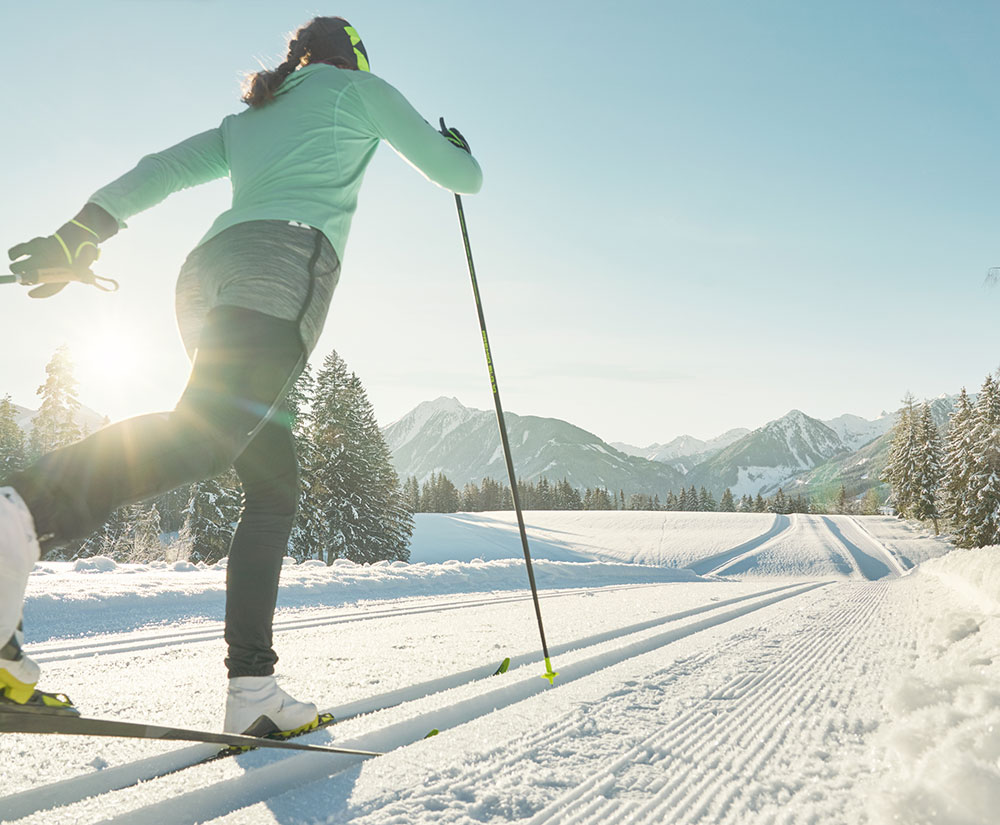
{"left": 452, "top": 193, "right": 554, "bottom": 673}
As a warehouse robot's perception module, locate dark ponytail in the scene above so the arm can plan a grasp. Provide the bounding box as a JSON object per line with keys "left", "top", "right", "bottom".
{"left": 241, "top": 37, "right": 308, "bottom": 108}
{"left": 241, "top": 17, "right": 368, "bottom": 108}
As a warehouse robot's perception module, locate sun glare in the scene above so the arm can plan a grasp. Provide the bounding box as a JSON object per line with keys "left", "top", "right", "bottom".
{"left": 75, "top": 324, "right": 147, "bottom": 419}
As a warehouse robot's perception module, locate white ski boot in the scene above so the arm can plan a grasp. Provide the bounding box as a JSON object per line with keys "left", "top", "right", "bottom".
{"left": 223, "top": 675, "right": 318, "bottom": 736}
{"left": 0, "top": 487, "right": 41, "bottom": 703}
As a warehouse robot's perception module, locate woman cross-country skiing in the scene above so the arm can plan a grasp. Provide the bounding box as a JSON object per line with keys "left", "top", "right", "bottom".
{"left": 0, "top": 16, "right": 481, "bottom": 736}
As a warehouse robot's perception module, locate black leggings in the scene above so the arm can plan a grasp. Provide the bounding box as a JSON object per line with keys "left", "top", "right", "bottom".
{"left": 5, "top": 305, "right": 306, "bottom": 677}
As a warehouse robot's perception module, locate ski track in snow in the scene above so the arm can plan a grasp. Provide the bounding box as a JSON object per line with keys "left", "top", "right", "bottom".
{"left": 25, "top": 583, "right": 672, "bottom": 665}
{"left": 707, "top": 514, "right": 902, "bottom": 580}
{"left": 0, "top": 513, "right": 975, "bottom": 825}
{"left": 520, "top": 583, "right": 892, "bottom": 825}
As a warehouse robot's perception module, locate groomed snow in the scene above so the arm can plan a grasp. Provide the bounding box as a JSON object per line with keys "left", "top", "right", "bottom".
{"left": 3, "top": 512, "right": 996, "bottom": 825}
{"left": 408, "top": 510, "right": 779, "bottom": 567}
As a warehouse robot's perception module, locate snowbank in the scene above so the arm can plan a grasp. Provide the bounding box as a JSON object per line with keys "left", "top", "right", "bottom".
{"left": 854, "top": 516, "right": 955, "bottom": 568}
{"left": 25, "top": 556, "right": 703, "bottom": 643}
{"left": 873, "top": 546, "right": 1000, "bottom": 824}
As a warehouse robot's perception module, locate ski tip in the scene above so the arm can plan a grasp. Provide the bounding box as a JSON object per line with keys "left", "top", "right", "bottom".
{"left": 493, "top": 657, "right": 511, "bottom": 676}
{"left": 424, "top": 728, "right": 440, "bottom": 739}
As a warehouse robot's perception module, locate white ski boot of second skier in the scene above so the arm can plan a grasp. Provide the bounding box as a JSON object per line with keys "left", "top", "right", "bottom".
{"left": 224, "top": 675, "right": 319, "bottom": 736}
{"left": 0, "top": 487, "right": 42, "bottom": 703}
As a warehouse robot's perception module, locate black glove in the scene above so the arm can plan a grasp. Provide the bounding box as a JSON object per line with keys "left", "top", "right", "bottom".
{"left": 8, "top": 203, "right": 119, "bottom": 298}
{"left": 439, "top": 117, "right": 471, "bottom": 154}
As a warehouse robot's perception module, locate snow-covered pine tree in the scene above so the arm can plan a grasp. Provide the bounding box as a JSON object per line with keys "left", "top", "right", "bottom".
{"left": 402, "top": 476, "right": 421, "bottom": 513}
{"left": 458, "top": 481, "right": 479, "bottom": 511}
{"left": 911, "top": 402, "right": 943, "bottom": 532}
{"left": 480, "top": 477, "right": 508, "bottom": 511}
{"left": 719, "top": 489, "right": 735, "bottom": 512}
{"left": 534, "top": 477, "right": 552, "bottom": 509}
{"left": 308, "top": 351, "right": 412, "bottom": 563}
{"left": 836, "top": 484, "right": 848, "bottom": 514}
{"left": 286, "top": 365, "right": 328, "bottom": 561}
{"left": 678, "top": 486, "right": 692, "bottom": 511}
{"left": 584, "top": 486, "right": 614, "bottom": 510}
{"left": 959, "top": 375, "right": 1000, "bottom": 548}
{"left": 861, "top": 487, "right": 881, "bottom": 515}
{"left": 180, "top": 472, "right": 242, "bottom": 563}
{"left": 29, "top": 345, "right": 82, "bottom": 459}
{"left": 423, "top": 473, "right": 459, "bottom": 513}
{"left": 698, "top": 487, "right": 717, "bottom": 512}
{"left": 77, "top": 502, "right": 132, "bottom": 559}
{"left": 556, "top": 479, "right": 582, "bottom": 510}
{"left": 0, "top": 395, "right": 27, "bottom": 475}
{"left": 881, "top": 393, "right": 919, "bottom": 517}
{"left": 772, "top": 488, "right": 788, "bottom": 514}
{"left": 125, "top": 503, "right": 163, "bottom": 562}
{"left": 348, "top": 372, "right": 413, "bottom": 560}
{"left": 942, "top": 387, "right": 975, "bottom": 535}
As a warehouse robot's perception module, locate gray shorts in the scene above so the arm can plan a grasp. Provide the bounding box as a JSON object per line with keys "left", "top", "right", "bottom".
{"left": 175, "top": 220, "right": 340, "bottom": 358}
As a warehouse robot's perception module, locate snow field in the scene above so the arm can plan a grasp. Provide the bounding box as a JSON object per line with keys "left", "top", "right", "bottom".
{"left": 0, "top": 511, "right": 985, "bottom": 825}
{"left": 411, "top": 512, "right": 913, "bottom": 583}
{"left": 408, "top": 511, "right": 779, "bottom": 568}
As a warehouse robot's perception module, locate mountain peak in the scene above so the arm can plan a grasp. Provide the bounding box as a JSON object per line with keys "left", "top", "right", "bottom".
{"left": 424, "top": 396, "right": 469, "bottom": 413}
{"left": 384, "top": 397, "right": 476, "bottom": 453}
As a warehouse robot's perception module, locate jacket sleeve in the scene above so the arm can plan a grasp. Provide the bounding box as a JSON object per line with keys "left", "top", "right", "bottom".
{"left": 353, "top": 75, "right": 482, "bottom": 195}
{"left": 88, "top": 127, "right": 229, "bottom": 226}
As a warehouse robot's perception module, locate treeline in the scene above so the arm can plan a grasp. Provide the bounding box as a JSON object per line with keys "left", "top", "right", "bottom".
{"left": 882, "top": 377, "right": 1000, "bottom": 547}
{"left": 402, "top": 473, "right": 879, "bottom": 515}
{"left": 0, "top": 346, "right": 412, "bottom": 564}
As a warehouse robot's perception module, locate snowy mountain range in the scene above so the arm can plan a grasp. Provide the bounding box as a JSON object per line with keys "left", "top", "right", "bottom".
{"left": 611, "top": 429, "right": 750, "bottom": 473}
{"left": 382, "top": 398, "right": 687, "bottom": 497}
{"left": 683, "top": 409, "right": 858, "bottom": 497}
{"left": 383, "top": 397, "right": 916, "bottom": 501}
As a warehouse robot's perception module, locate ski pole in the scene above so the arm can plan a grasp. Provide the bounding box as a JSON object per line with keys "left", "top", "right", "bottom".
{"left": 0, "top": 269, "right": 118, "bottom": 291}
{"left": 448, "top": 189, "right": 558, "bottom": 685}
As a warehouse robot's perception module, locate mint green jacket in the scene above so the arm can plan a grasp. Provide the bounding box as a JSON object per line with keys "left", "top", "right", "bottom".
{"left": 89, "top": 65, "right": 483, "bottom": 260}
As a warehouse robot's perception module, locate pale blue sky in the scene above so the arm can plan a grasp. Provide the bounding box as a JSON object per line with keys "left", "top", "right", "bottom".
{"left": 2, "top": 1, "right": 999, "bottom": 446}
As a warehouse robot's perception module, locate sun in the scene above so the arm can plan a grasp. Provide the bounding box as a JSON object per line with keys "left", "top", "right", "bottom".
{"left": 74, "top": 323, "right": 148, "bottom": 420}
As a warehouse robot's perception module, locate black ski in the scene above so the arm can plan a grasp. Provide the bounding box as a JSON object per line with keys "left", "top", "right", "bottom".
{"left": 0, "top": 708, "right": 381, "bottom": 757}
{"left": 1, "top": 655, "right": 512, "bottom": 806}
